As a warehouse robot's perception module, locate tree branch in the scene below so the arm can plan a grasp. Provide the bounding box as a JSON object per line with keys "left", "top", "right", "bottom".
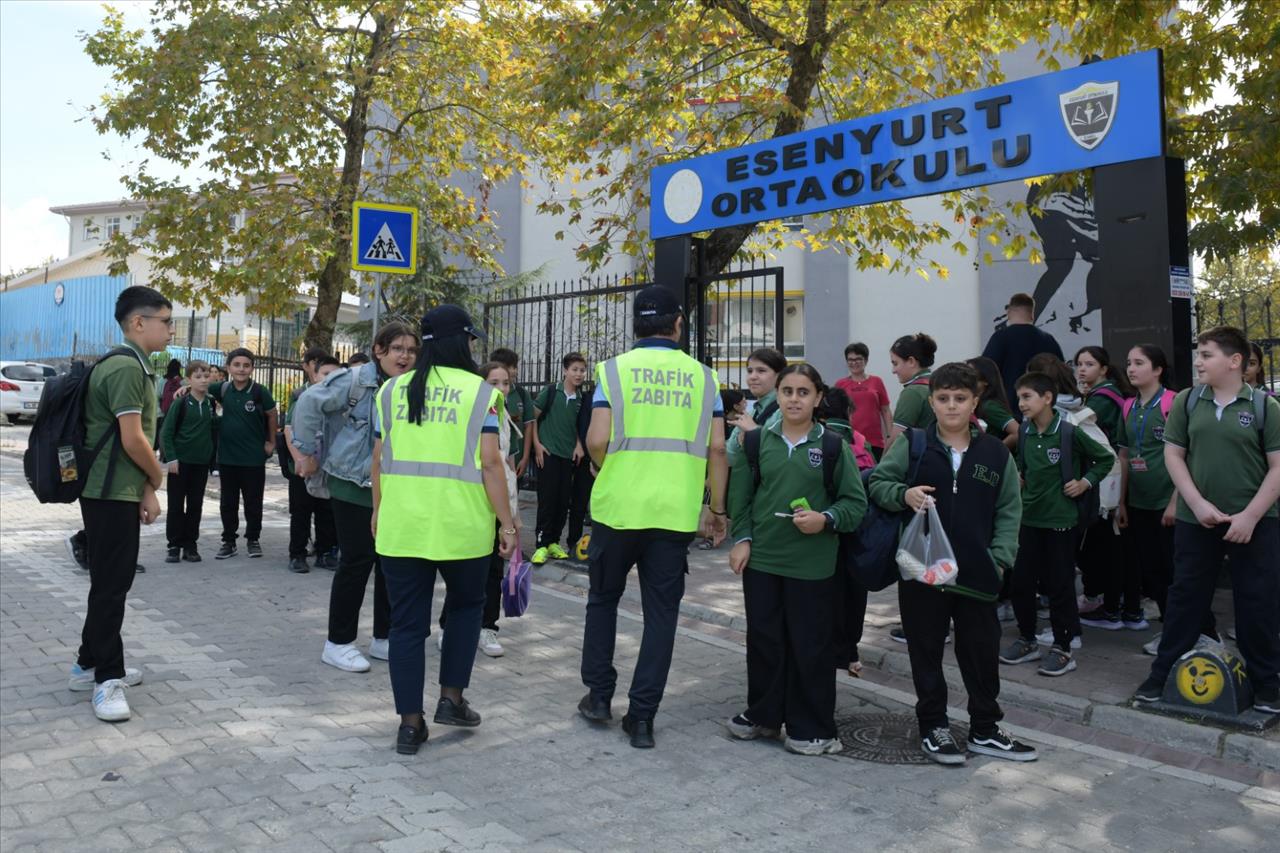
{"left": 704, "top": 0, "right": 793, "bottom": 49}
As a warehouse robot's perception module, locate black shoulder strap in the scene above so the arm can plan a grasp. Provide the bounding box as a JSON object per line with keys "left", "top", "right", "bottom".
{"left": 1017, "top": 420, "right": 1031, "bottom": 470}
{"left": 744, "top": 427, "right": 763, "bottom": 492}
{"left": 1059, "top": 420, "right": 1076, "bottom": 484}
{"left": 172, "top": 394, "right": 189, "bottom": 437}
{"left": 536, "top": 384, "right": 559, "bottom": 424}
{"left": 756, "top": 398, "right": 779, "bottom": 424}
{"left": 821, "top": 429, "right": 841, "bottom": 498}
{"left": 905, "top": 427, "right": 927, "bottom": 485}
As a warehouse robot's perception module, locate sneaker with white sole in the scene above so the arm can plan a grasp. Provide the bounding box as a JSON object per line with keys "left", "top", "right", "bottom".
{"left": 921, "top": 726, "right": 966, "bottom": 765}
{"left": 1037, "top": 647, "right": 1077, "bottom": 677}
{"left": 92, "top": 679, "right": 131, "bottom": 722}
{"left": 322, "top": 641, "right": 370, "bottom": 673}
{"left": 1142, "top": 632, "right": 1162, "bottom": 656}
{"left": 1142, "top": 632, "right": 1221, "bottom": 657}
{"left": 1035, "top": 629, "right": 1082, "bottom": 650}
{"left": 367, "top": 638, "right": 389, "bottom": 661}
{"left": 996, "top": 603, "right": 1016, "bottom": 623}
{"left": 967, "top": 728, "right": 1038, "bottom": 762}
{"left": 478, "top": 628, "right": 503, "bottom": 658}
{"left": 725, "top": 713, "right": 780, "bottom": 741}
{"left": 69, "top": 664, "right": 142, "bottom": 692}
{"left": 1121, "top": 612, "right": 1150, "bottom": 631}
{"left": 784, "top": 736, "right": 842, "bottom": 756}
{"left": 999, "top": 637, "right": 1041, "bottom": 664}
{"left": 1080, "top": 611, "right": 1123, "bottom": 630}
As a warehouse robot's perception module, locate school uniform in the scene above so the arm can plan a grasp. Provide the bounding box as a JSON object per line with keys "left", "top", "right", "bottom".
{"left": 1149, "top": 386, "right": 1280, "bottom": 694}
{"left": 1078, "top": 382, "right": 1127, "bottom": 613}
{"left": 209, "top": 380, "right": 277, "bottom": 545}
{"left": 868, "top": 426, "right": 1022, "bottom": 738}
{"left": 978, "top": 399, "right": 1016, "bottom": 441}
{"left": 159, "top": 392, "right": 215, "bottom": 553}
{"left": 822, "top": 418, "right": 874, "bottom": 670}
{"left": 892, "top": 370, "right": 936, "bottom": 433}
{"left": 534, "top": 381, "right": 583, "bottom": 549}
{"left": 1013, "top": 413, "right": 1114, "bottom": 650}
{"left": 727, "top": 417, "right": 867, "bottom": 741}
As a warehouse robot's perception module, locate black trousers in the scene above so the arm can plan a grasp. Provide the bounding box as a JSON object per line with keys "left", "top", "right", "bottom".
{"left": 535, "top": 453, "right": 575, "bottom": 548}
{"left": 580, "top": 523, "right": 691, "bottom": 720}
{"left": 898, "top": 579, "right": 1003, "bottom": 737}
{"left": 1122, "top": 508, "right": 1217, "bottom": 639}
{"left": 328, "top": 498, "right": 390, "bottom": 644}
{"left": 286, "top": 474, "right": 336, "bottom": 558}
{"left": 77, "top": 499, "right": 140, "bottom": 683}
{"left": 567, "top": 460, "right": 595, "bottom": 549}
{"left": 1079, "top": 516, "right": 1129, "bottom": 609}
{"left": 742, "top": 568, "right": 837, "bottom": 740}
{"left": 219, "top": 464, "right": 266, "bottom": 543}
{"left": 165, "top": 463, "right": 209, "bottom": 550}
{"left": 441, "top": 533, "right": 504, "bottom": 632}
{"left": 1012, "top": 526, "right": 1080, "bottom": 649}
{"left": 1151, "top": 520, "right": 1280, "bottom": 692}
{"left": 831, "top": 552, "right": 868, "bottom": 668}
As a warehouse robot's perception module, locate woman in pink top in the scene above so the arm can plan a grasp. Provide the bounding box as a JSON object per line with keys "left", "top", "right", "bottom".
{"left": 833, "top": 342, "right": 892, "bottom": 459}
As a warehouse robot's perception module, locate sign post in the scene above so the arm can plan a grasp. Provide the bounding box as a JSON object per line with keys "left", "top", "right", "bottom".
{"left": 352, "top": 201, "right": 419, "bottom": 342}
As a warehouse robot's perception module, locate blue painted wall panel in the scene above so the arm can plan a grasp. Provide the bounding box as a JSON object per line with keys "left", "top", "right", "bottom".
{"left": 0, "top": 275, "right": 130, "bottom": 360}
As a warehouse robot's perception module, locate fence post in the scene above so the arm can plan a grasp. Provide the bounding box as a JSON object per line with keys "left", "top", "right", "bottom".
{"left": 774, "top": 267, "right": 785, "bottom": 356}
{"left": 269, "top": 313, "right": 277, "bottom": 392}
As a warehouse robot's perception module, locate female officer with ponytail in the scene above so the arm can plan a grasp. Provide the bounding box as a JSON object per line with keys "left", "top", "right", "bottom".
{"left": 371, "top": 305, "right": 519, "bottom": 755}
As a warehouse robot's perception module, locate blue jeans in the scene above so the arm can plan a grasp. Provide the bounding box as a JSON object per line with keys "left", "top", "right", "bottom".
{"left": 381, "top": 553, "right": 489, "bottom": 715}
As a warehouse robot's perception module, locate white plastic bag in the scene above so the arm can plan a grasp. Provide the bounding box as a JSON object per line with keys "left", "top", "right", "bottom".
{"left": 895, "top": 503, "right": 959, "bottom": 587}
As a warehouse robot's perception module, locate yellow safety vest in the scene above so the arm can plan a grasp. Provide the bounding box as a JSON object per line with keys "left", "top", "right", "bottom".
{"left": 591, "top": 346, "right": 717, "bottom": 532}
{"left": 376, "top": 365, "right": 502, "bottom": 560}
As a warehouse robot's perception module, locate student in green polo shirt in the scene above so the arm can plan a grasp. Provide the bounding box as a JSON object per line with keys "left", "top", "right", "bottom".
{"left": 490, "top": 348, "right": 537, "bottom": 478}
{"left": 71, "top": 285, "right": 172, "bottom": 723}
{"left": 530, "top": 352, "right": 587, "bottom": 564}
{"left": 888, "top": 333, "right": 938, "bottom": 446}
{"left": 207, "top": 348, "right": 278, "bottom": 560}
{"left": 160, "top": 359, "right": 215, "bottom": 564}
{"left": 1001, "top": 372, "right": 1113, "bottom": 679}
{"left": 1135, "top": 327, "right": 1280, "bottom": 714}
{"left": 726, "top": 364, "right": 866, "bottom": 756}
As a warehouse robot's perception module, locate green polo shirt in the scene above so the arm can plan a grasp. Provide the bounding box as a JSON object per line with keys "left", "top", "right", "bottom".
{"left": 1164, "top": 385, "right": 1280, "bottom": 523}
{"left": 1117, "top": 388, "right": 1174, "bottom": 511}
{"left": 893, "top": 371, "right": 935, "bottom": 431}
{"left": 534, "top": 382, "right": 582, "bottom": 459}
{"left": 506, "top": 383, "right": 536, "bottom": 460}
{"left": 1017, "top": 413, "right": 1115, "bottom": 529}
{"left": 159, "top": 393, "right": 215, "bottom": 465}
{"left": 979, "top": 399, "right": 1015, "bottom": 439}
{"left": 209, "top": 379, "right": 277, "bottom": 467}
{"left": 1086, "top": 381, "right": 1125, "bottom": 443}
{"left": 82, "top": 340, "right": 157, "bottom": 502}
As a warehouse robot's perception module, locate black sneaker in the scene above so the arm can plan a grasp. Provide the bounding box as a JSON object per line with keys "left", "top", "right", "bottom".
{"left": 921, "top": 726, "right": 965, "bottom": 765}
{"left": 434, "top": 696, "right": 481, "bottom": 728}
{"left": 215, "top": 543, "right": 237, "bottom": 560}
{"left": 967, "top": 728, "right": 1038, "bottom": 762}
{"left": 135, "top": 563, "right": 146, "bottom": 573}
{"left": 66, "top": 534, "right": 88, "bottom": 571}
{"left": 1253, "top": 686, "right": 1280, "bottom": 715}
{"left": 288, "top": 557, "right": 310, "bottom": 574}
{"left": 246, "top": 540, "right": 263, "bottom": 558}
{"left": 165, "top": 547, "right": 181, "bottom": 563}
{"left": 889, "top": 627, "right": 908, "bottom": 644}
{"left": 621, "top": 714, "right": 655, "bottom": 749}
{"left": 1134, "top": 676, "right": 1165, "bottom": 704}
{"left": 1080, "top": 610, "right": 1123, "bottom": 630}
{"left": 182, "top": 547, "right": 202, "bottom": 563}
{"left": 396, "top": 721, "right": 428, "bottom": 755}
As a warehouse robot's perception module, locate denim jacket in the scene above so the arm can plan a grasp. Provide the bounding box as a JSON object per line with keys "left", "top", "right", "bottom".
{"left": 289, "top": 362, "right": 379, "bottom": 488}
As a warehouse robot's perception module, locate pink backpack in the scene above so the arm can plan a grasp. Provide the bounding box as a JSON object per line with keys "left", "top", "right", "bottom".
{"left": 851, "top": 430, "right": 875, "bottom": 471}
{"left": 1122, "top": 388, "right": 1176, "bottom": 421}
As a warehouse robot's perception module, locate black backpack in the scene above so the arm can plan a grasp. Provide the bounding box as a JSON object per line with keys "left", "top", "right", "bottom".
{"left": 743, "top": 426, "right": 926, "bottom": 592}
{"left": 1018, "top": 419, "right": 1099, "bottom": 529}
{"left": 23, "top": 347, "right": 135, "bottom": 504}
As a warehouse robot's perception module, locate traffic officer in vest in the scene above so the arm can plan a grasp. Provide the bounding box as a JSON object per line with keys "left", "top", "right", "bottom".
{"left": 371, "top": 305, "right": 519, "bottom": 756}
{"left": 578, "top": 284, "right": 729, "bottom": 748}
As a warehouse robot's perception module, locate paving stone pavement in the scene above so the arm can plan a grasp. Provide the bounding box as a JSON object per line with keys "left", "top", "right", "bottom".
{"left": 2, "top": 451, "right": 1279, "bottom": 852}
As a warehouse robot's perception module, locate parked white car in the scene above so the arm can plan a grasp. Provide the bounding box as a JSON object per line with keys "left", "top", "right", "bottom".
{"left": 0, "top": 361, "right": 56, "bottom": 423}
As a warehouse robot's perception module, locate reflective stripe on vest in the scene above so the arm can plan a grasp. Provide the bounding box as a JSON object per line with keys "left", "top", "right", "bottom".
{"left": 603, "top": 357, "right": 716, "bottom": 458}
{"left": 379, "top": 373, "right": 493, "bottom": 483}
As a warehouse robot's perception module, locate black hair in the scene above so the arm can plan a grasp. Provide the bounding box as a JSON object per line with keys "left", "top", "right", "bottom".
{"left": 1197, "top": 325, "right": 1250, "bottom": 361}
{"left": 747, "top": 347, "right": 787, "bottom": 374}
{"left": 1016, "top": 371, "right": 1058, "bottom": 406}
{"left": 890, "top": 333, "right": 937, "bottom": 368}
{"left": 844, "top": 342, "right": 869, "bottom": 360}
{"left": 315, "top": 355, "right": 341, "bottom": 369}
{"left": 302, "top": 346, "right": 329, "bottom": 366}
{"left": 719, "top": 388, "right": 745, "bottom": 411}
{"left": 405, "top": 333, "right": 479, "bottom": 425}
{"left": 1026, "top": 352, "right": 1077, "bottom": 398}
{"left": 932, "top": 362, "right": 980, "bottom": 395}
{"left": 489, "top": 347, "right": 519, "bottom": 368}
{"left": 1075, "top": 345, "right": 1134, "bottom": 396}
{"left": 164, "top": 358, "right": 182, "bottom": 379}
{"left": 964, "top": 356, "right": 1008, "bottom": 405}
{"left": 634, "top": 312, "right": 681, "bottom": 339}
{"left": 114, "top": 285, "right": 172, "bottom": 325}
{"left": 1129, "top": 343, "right": 1173, "bottom": 390}
{"left": 776, "top": 363, "right": 826, "bottom": 391}
{"left": 562, "top": 352, "right": 586, "bottom": 370}
{"left": 1246, "top": 341, "right": 1266, "bottom": 386}
{"left": 348, "top": 352, "right": 371, "bottom": 365}
{"left": 816, "top": 386, "right": 852, "bottom": 421}
{"left": 226, "top": 347, "right": 255, "bottom": 366}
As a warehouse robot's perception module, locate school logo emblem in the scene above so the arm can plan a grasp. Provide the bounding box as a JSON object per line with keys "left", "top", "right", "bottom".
{"left": 808, "top": 448, "right": 823, "bottom": 468}
{"left": 1047, "top": 447, "right": 1062, "bottom": 464}
{"left": 1153, "top": 426, "right": 1164, "bottom": 441}
{"left": 1238, "top": 412, "right": 1254, "bottom": 428}
{"left": 245, "top": 400, "right": 257, "bottom": 413}
{"left": 1059, "top": 80, "right": 1118, "bottom": 150}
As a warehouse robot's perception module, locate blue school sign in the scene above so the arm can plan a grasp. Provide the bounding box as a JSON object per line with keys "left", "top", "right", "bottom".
{"left": 650, "top": 51, "right": 1164, "bottom": 239}
{"left": 352, "top": 201, "right": 418, "bottom": 274}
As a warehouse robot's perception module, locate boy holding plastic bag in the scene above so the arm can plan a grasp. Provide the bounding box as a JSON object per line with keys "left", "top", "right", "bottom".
{"left": 868, "top": 363, "right": 1034, "bottom": 765}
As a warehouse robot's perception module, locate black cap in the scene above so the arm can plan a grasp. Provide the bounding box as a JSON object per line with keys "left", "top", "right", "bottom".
{"left": 421, "top": 304, "right": 486, "bottom": 342}
{"left": 633, "top": 284, "right": 683, "bottom": 319}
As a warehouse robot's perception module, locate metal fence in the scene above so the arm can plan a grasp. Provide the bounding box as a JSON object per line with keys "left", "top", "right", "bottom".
{"left": 1195, "top": 293, "right": 1277, "bottom": 390}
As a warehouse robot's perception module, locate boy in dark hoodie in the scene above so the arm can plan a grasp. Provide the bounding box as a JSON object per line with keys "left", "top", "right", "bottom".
{"left": 869, "top": 362, "right": 1035, "bottom": 765}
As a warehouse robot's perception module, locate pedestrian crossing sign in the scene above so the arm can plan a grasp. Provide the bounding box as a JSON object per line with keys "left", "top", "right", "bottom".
{"left": 352, "top": 201, "right": 418, "bottom": 274}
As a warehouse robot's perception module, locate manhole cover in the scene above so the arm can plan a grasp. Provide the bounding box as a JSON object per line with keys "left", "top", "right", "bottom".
{"left": 834, "top": 713, "right": 969, "bottom": 764}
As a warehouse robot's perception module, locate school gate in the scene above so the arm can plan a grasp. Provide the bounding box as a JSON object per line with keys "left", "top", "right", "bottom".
{"left": 649, "top": 50, "right": 1195, "bottom": 387}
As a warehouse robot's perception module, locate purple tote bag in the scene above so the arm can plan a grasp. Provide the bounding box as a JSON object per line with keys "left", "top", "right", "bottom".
{"left": 502, "top": 551, "right": 532, "bottom": 617}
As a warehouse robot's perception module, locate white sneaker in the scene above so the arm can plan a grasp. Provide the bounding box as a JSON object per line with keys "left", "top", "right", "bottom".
{"left": 1035, "top": 629, "right": 1082, "bottom": 650}
{"left": 322, "top": 641, "right": 370, "bottom": 673}
{"left": 478, "top": 628, "right": 504, "bottom": 658}
{"left": 92, "top": 679, "right": 131, "bottom": 722}
{"left": 996, "top": 603, "right": 1015, "bottom": 623}
{"left": 1143, "top": 633, "right": 1222, "bottom": 656}
{"left": 1142, "top": 633, "right": 1161, "bottom": 656}
{"left": 367, "top": 638, "right": 389, "bottom": 661}
{"left": 69, "top": 664, "right": 142, "bottom": 692}
{"left": 783, "top": 736, "right": 842, "bottom": 756}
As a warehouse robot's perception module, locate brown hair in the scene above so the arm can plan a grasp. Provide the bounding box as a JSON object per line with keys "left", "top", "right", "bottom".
{"left": 1196, "top": 326, "right": 1250, "bottom": 361}
{"left": 478, "top": 361, "right": 510, "bottom": 382}
{"left": 372, "top": 321, "right": 416, "bottom": 358}
{"left": 185, "top": 359, "right": 210, "bottom": 377}
{"left": 1007, "top": 292, "right": 1035, "bottom": 313}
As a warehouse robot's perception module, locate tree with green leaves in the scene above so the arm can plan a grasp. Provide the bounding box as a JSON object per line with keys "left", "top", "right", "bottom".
{"left": 499, "top": 0, "right": 1279, "bottom": 277}
{"left": 85, "top": 0, "right": 526, "bottom": 351}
